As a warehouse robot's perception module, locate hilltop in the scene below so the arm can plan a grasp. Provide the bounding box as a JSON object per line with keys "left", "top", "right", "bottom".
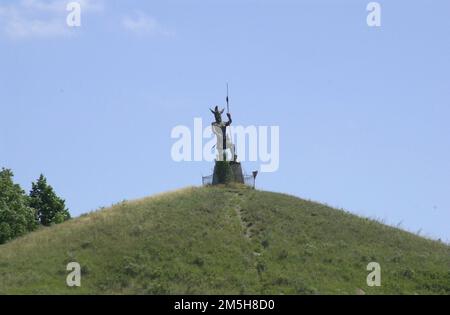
{"left": 0, "top": 185, "right": 449, "bottom": 294}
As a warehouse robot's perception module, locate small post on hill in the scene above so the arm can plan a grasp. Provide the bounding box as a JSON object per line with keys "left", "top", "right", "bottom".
{"left": 252, "top": 171, "right": 258, "bottom": 189}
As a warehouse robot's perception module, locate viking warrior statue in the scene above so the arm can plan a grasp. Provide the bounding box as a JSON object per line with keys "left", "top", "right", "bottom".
{"left": 210, "top": 105, "right": 235, "bottom": 161}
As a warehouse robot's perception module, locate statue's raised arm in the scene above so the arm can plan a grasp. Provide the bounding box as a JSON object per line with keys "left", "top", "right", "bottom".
{"left": 225, "top": 112, "right": 232, "bottom": 126}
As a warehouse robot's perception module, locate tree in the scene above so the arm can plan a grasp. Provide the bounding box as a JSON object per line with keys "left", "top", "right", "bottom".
{"left": 0, "top": 168, "right": 38, "bottom": 244}
{"left": 29, "top": 174, "right": 70, "bottom": 226}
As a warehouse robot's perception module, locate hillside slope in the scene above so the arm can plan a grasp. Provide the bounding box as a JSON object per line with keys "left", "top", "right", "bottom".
{"left": 0, "top": 186, "right": 449, "bottom": 294}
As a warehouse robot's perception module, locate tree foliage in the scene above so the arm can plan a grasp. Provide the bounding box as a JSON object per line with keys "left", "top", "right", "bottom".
{"left": 0, "top": 168, "right": 38, "bottom": 244}
{"left": 29, "top": 174, "right": 71, "bottom": 226}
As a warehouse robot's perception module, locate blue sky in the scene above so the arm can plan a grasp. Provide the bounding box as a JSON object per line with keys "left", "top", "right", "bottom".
{"left": 1, "top": 0, "right": 449, "bottom": 241}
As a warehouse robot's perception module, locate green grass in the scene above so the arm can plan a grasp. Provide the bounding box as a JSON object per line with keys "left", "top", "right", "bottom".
{"left": 0, "top": 185, "right": 449, "bottom": 294}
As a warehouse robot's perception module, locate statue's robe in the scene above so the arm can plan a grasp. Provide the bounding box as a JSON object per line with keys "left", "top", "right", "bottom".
{"left": 212, "top": 120, "right": 234, "bottom": 161}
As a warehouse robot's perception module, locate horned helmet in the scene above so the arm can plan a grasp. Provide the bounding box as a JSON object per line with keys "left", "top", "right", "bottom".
{"left": 210, "top": 105, "right": 224, "bottom": 123}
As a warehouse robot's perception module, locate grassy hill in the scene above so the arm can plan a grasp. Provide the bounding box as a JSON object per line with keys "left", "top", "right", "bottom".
{"left": 0, "top": 185, "right": 449, "bottom": 294}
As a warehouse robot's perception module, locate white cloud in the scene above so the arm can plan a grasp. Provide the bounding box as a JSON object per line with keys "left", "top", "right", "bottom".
{"left": 20, "top": 0, "right": 103, "bottom": 13}
{"left": 0, "top": 2, "right": 173, "bottom": 40}
{"left": 122, "top": 12, "right": 173, "bottom": 37}
{"left": 4, "top": 15, "right": 68, "bottom": 38}
{"left": 20, "top": 0, "right": 66, "bottom": 12}
{"left": 0, "top": 0, "right": 104, "bottom": 39}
